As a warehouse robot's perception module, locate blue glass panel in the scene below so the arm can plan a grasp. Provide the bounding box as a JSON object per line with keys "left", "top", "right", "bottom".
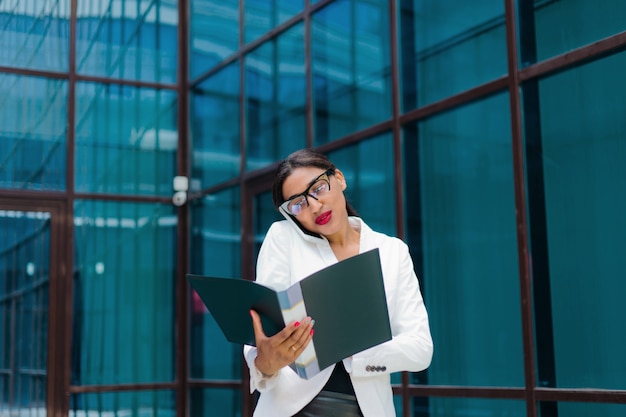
{"left": 526, "top": 0, "right": 626, "bottom": 65}
{"left": 72, "top": 200, "right": 176, "bottom": 385}
{"left": 254, "top": 191, "right": 283, "bottom": 260}
{"left": 0, "top": 210, "right": 50, "bottom": 413}
{"left": 189, "top": 388, "right": 241, "bottom": 417}
{"left": 549, "top": 401, "right": 626, "bottom": 417}
{"left": 190, "top": 0, "right": 239, "bottom": 80}
{"left": 400, "top": 0, "right": 507, "bottom": 109}
{"left": 0, "top": 74, "right": 67, "bottom": 191}
{"left": 327, "top": 134, "right": 396, "bottom": 237}
{"left": 418, "top": 397, "right": 526, "bottom": 417}
{"left": 0, "top": 0, "right": 70, "bottom": 72}
{"left": 246, "top": 24, "right": 306, "bottom": 171}
{"left": 70, "top": 390, "right": 176, "bottom": 417}
{"left": 244, "top": 0, "right": 304, "bottom": 44}
{"left": 192, "top": 62, "right": 240, "bottom": 188}
{"left": 75, "top": 1, "right": 177, "bottom": 83}
{"left": 533, "top": 52, "right": 626, "bottom": 390}
{"left": 74, "top": 82, "right": 177, "bottom": 195}
{"left": 190, "top": 188, "right": 242, "bottom": 380}
{"left": 312, "top": 0, "right": 392, "bottom": 145}
{"left": 404, "top": 93, "right": 524, "bottom": 386}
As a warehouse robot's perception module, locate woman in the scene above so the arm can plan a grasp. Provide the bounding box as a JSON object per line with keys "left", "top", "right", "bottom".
{"left": 243, "top": 148, "right": 433, "bottom": 417}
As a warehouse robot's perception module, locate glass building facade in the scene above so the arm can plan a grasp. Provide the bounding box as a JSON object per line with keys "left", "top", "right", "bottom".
{"left": 1, "top": 0, "right": 625, "bottom": 416}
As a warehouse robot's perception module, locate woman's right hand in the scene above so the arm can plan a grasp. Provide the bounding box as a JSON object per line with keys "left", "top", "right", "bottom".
{"left": 249, "top": 309, "right": 315, "bottom": 377}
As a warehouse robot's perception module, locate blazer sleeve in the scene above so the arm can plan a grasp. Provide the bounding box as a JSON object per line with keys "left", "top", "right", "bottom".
{"left": 347, "top": 239, "right": 433, "bottom": 377}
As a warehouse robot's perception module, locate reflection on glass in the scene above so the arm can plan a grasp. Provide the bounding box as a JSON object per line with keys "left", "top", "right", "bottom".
{"left": 0, "top": 74, "right": 67, "bottom": 190}
{"left": 0, "top": 210, "right": 50, "bottom": 414}
{"left": 189, "top": 188, "right": 242, "bottom": 380}
{"left": 244, "top": 0, "right": 304, "bottom": 44}
{"left": 400, "top": 0, "right": 507, "bottom": 110}
{"left": 75, "top": 1, "right": 177, "bottom": 83}
{"left": 192, "top": 61, "right": 240, "bottom": 189}
{"left": 312, "top": 0, "right": 391, "bottom": 145}
{"left": 419, "top": 397, "right": 526, "bottom": 417}
{"left": 0, "top": 0, "right": 70, "bottom": 72}
{"left": 525, "top": 0, "right": 626, "bottom": 66}
{"left": 74, "top": 82, "right": 177, "bottom": 195}
{"left": 404, "top": 93, "right": 523, "bottom": 387}
{"left": 190, "top": 0, "right": 239, "bottom": 79}
{"left": 189, "top": 388, "right": 241, "bottom": 417}
{"left": 253, "top": 191, "right": 283, "bottom": 261}
{"left": 246, "top": 24, "right": 306, "bottom": 171}
{"left": 547, "top": 401, "right": 626, "bottom": 417}
{"left": 327, "top": 134, "right": 396, "bottom": 237}
{"left": 69, "top": 390, "right": 176, "bottom": 417}
{"left": 533, "top": 53, "right": 626, "bottom": 390}
{"left": 72, "top": 200, "right": 176, "bottom": 385}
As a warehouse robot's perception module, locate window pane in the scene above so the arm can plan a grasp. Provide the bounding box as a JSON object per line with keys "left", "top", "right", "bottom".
{"left": 192, "top": 62, "right": 240, "bottom": 188}
{"left": 414, "top": 397, "right": 526, "bottom": 417}
{"left": 404, "top": 93, "right": 524, "bottom": 387}
{"left": 524, "top": 0, "right": 626, "bottom": 65}
{"left": 0, "top": 210, "right": 50, "bottom": 414}
{"left": 312, "top": 0, "right": 391, "bottom": 145}
{"left": 189, "top": 388, "right": 241, "bottom": 417}
{"left": 541, "top": 401, "right": 626, "bottom": 417}
{"left": 190, "top": 0, "right": 239, "bottom": 79}
{"left": 327, "top": 133, "right": 396, "bottom": 237}
{"left": 530, "top": 52, "right": 626, "bottom": 390}
{"left": 72, "top": 200, "right": 176, "bottom": 385}
{"left": 244, "top": 0, "right": 304, "bottom": 44}
{"left": 400, "top": 0, "right": 507, "bottom": 110}
{"left": 70, "top": 390, "right": 176, "bottom": 417}
{"left": 253, "top": 191, "right": 283, "bottom": 264}
{"left": 0, "top": 74, "right": 67, "bottom": 191}
{"left": 246, "top": 24, "right": 306, "bottom": 171}
{"left": 190, "top": 188, "right": 242, "bottom": 380}
{"left": 75, "top": 83, "right": 177, "bottom": 195}
{"left": 75, "top": 1, "right": 177, "bottom": 83}
{"left": 0, "top": 0, "right": 70, "bottom": 72}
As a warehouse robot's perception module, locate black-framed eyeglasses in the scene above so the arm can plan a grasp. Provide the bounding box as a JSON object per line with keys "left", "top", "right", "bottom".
{"left": 280, "top": 169, "right": 335, "bottom": 216}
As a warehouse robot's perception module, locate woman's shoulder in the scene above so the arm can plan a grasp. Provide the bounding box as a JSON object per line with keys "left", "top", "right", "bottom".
{"left": 359, "top": 218, "right": 408, "bottom": 249}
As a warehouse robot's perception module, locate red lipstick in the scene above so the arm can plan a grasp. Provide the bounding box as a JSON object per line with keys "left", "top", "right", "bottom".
{"left": 315, "top": 211, "right": 332, "bottom": 225}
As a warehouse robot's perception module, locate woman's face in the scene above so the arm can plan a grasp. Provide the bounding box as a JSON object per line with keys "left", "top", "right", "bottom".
{"left": 281, "top": 166, "right": 347, "bottom": 236}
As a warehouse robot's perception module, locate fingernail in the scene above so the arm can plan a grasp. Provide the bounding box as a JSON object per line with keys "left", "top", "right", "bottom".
{"left": 294, "top": 321, "right": 300, "bottom": 327}
{"left": 310, "top": 329, "right": 315, "bottom": 336}
{"left": 310, "top": 319, "right": 315, "bottom": 326}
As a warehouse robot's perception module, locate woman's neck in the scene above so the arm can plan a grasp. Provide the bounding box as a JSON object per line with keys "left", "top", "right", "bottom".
{"left": 327, "top": 219, "right": 360, "bottom": 261}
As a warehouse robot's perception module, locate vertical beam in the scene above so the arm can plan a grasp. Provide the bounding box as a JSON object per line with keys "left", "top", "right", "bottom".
{"left": 176, "top": 1, "right": 190, "bottom": 416}
{"left": 239, "top": 2, "right": 256, "bottom": 416}
{"left": 504, "top": 1, "right": 537, "bottom": 417}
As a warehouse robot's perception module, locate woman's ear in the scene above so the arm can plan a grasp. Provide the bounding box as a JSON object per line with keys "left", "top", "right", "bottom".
{"left": 334, "top": 169, "right": 347, "bottom": 190}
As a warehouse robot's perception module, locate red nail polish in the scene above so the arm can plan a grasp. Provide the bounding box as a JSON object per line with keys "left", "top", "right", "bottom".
{"left": 310, "top": 329, "right": 315, "bottom": 336}
{"left": 294, "top": 321, "right": 300, "bottom": 327}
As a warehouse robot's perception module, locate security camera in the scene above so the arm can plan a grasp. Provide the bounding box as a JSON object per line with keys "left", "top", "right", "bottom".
{"left": 172, "top": 191, "right": 187, "bottom": 206}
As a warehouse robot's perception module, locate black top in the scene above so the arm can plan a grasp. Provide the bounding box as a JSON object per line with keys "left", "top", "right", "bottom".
{"left": 322, "top": 361, "right": 355, "bottom": 395}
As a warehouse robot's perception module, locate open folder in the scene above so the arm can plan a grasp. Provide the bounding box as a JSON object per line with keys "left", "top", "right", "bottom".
{"left": 187, "top": 248, "right": 392, "bottom": 379}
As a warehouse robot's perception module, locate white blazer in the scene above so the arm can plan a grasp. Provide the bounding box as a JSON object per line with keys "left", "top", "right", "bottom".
{"left": 243, "top": 216, "right": 433, "bottom": 417}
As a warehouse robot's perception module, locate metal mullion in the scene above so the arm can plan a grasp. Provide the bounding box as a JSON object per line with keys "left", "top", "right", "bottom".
{"left": 386, "top": 0, "right": 412, "bottom": 414}
{"left": 304, "top": 0, "right": 313, "bottom": 147}
{"left": 175, "top": 1, "right": 190, "bottom": 417}
{"left": 504, "top": 1, "right": 536, "bottom": 417}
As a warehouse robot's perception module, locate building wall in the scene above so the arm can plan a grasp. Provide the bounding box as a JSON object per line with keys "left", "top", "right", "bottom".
{"left": 0, "top": 0, "right": 625, "bottom": 416}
